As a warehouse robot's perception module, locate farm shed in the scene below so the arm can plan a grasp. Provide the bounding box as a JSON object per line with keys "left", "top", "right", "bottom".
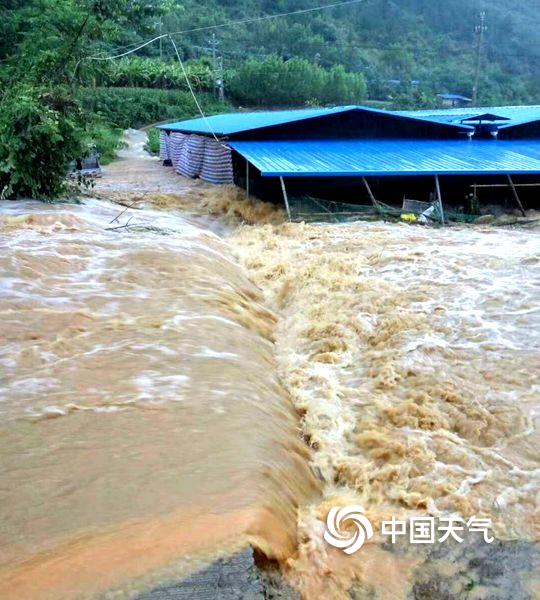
{"left": 157, "top": 104, "right": 540, "bottom": 219}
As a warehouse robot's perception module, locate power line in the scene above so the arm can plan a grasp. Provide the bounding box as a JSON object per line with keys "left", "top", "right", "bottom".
{"left": 86, "top": 34, "right": 167, "bottom": 61}
{"left": 85, "top": 0, "right": 366, "bottom": 61}
{"left": 168, "top": 0, "right": 366, "bottom": 36}
{"left": 167, "top": 35, "right": 224, "bottom": 145}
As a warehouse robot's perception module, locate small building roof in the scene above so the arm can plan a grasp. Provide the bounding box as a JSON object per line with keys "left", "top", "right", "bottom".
{"left": 396, "top": 105, "right": 540, "bottom": 130}
{"left": 229, "top": 139, "right": 540, "bottom": 177}
{"left": 437, "top": 94, "right": 472, "bottom": 101}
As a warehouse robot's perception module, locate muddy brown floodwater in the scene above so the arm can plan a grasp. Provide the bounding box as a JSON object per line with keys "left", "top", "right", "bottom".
{"left": 0, "top": 132, "right": 539, "bottom": 599}
{"left": 0, "top": 200, "right": 318, "bottom": 600}
{"left": 231, "top": 220, "right": 540, "bottom": 598}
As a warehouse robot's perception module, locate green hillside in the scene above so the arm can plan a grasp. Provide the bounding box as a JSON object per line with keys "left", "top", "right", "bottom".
{"left": 1, "top": 0, "right": 538, "bottom": 198}
{"left": 116, "top": 0, "right": 540, "bottom": 106}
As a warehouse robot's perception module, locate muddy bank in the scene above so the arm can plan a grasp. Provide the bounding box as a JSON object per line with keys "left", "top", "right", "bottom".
{"left": 139, "top": 536, "right": 539, "bottom": 600}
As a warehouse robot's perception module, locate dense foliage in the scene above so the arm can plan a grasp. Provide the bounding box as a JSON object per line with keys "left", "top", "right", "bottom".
{"left": 87, "top": 57, "right": 215, "bottom": 91}
{"left": 151, "top": 0, "right": 539, "bottom": 106}
{"left": 79, "top": 87, "right": 224, "bottom": 129}
{"left": 227, "top": 57, "right": 366, "bottom": 106}
{"left": 0, "top": 83, "right": 85, "bottom": 199}
{"left": 145, "top": 127, "right": 161, "bottom": 154}
{"left": 84, "top": 54, "right": 367, "bottom": 106}
{"left": 0, "top": 0, "right": 163, "bottom": 198}
{"left": 0, "top": 0, "right": 220, "bottom": 198}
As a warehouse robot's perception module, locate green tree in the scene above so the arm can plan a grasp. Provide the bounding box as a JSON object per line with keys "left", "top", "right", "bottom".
{"left": 227, "top": 55, "right": 365, "bottom": 107}
{"left": 0, "top": 0, "right": 164, "bottom": 199}
{"left": 0, "top": 83, "right": 85, "bottom": 199}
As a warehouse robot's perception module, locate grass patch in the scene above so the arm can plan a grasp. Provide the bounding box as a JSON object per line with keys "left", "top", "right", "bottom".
{"left": 86, "top": 122, "right": 125, "bottom": 164}
{"left": 144, "top": 127, "right": 160, "bottom": 155}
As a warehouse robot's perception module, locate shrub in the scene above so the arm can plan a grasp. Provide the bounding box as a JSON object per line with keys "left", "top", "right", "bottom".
{"left": 0, "top": 83, "right": 86, "bottom": 199}
{"left": 85, "top": 122, "right": 125, "bottom": 165}
{"left": 78, "top": 87, "right": 227, "bottom": 129}
{"left": 85, "top": 57, "right": 214, "bottom": 92}
{"left": 227, "top": 56, "right": 366, "bottom": 106}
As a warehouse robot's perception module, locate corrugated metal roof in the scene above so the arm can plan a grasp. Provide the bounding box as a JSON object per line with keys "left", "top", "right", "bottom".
{"left": 394, "top": 105, "right": 540, "bottom": 129}
{"left": 157, "top": 106, "right": 356, "bottom": 136}
{"left": 158, "top": 105, "right": 539, "bottom": 138}
{"left": 157, "top": 105, "right": 473, "bottom": 136}
{"left": 437, "top": 94, "right": 472, "bottom": 101}
{"left": 229, "top": 139, "right": 540, "bottom": 177}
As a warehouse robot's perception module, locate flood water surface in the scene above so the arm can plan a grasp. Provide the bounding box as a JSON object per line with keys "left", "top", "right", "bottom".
{"left": 0, "top": 193, "right": 539, "bottom": 600}
{"left": 231, "top": 220, "right": 540, "bottom": 598}
{"left": 0, "top": 200, "right": 317, "bottom": 599}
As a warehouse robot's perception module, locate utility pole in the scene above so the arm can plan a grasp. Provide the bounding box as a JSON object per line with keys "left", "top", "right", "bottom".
{"left": 155, "top": 19, "right": 163, "bottom": 60}
{"left": 216, "top": 56, "right": 225, "bottom": 103}
{"left": 472, "top": 11, "right": 487, "bottom": 106}
{"left": 209, "top": 33, "right": 225, "bottom": 102}
{"left": 210, "top": 33, "right": 218, "bottom": 74}
{"left": 159, "top": 21, "right": 163, "bottom": 60}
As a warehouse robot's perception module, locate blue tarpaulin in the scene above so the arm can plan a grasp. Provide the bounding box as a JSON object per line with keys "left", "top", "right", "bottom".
{"left": 229, "top": 139, "right": 540, "bottom": 177}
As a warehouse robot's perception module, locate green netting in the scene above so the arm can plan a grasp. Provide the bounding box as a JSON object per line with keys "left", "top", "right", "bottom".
{"left": 288, "top": 195, "right": 478, "bottom": 224}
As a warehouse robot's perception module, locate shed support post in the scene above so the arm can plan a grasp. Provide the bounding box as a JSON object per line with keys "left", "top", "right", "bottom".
{"left": 435, "top": 175, "right": 445, "bottom": 226}
{"left": 246, "top": 161, "right": 250, "bottom": 199}
{"left": 279, "top": 176, "right": 292, "bottom": 221}
{"left": 507, "top": 175, "right": 526, "bottom": 217}
{"left": 362, "top": 176, "right": 378, "bottom": 209}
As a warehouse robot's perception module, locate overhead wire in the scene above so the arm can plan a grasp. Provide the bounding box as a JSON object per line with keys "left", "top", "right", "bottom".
{"left": 167, "top": 34, "right": 224, "bottom": 145}
{"left": 83, "top": 0, "right": 366, "bottom": 61}
{"left": 77, "top": 0, "right": 367, "bottom": 143}
{"left": 165, "top": 0, "right": 366, "bottom": 36}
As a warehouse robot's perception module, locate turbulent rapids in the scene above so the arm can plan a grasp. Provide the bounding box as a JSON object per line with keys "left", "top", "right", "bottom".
{"left": 231, "top": 219, "right": 540, "bottom": 598}
{"left": 0, "top": 139, "right": 539, "bottom": 600}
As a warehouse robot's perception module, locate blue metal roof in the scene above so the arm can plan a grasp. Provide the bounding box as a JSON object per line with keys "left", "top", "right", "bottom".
{"left": 229, "top": 139, "right": 540, "bottom": 177}
{"left": 394, "top": 105, "right": 540, "bottom": 129}
{"left": 157, "top": 105, "right": 539, "bottom": 139}
{"left": 157, "top": 105, "right": 473, "bottom": 137}
{"left": 157, "top": 106, "right": 356, "bottom": 136}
